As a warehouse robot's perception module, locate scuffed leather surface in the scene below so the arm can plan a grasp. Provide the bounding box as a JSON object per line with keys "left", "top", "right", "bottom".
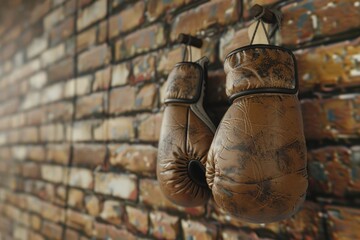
{"left": 207, "top": 46, "right": 308, "bottom": 223}
{"left": 157, "top": 105, "right": 213, "bottom": 206}
{"left": 165, "top": 63, "right": 202, "bottom": 102}
{"left": 225, "top": 47, "right": 296, "bottom": 98}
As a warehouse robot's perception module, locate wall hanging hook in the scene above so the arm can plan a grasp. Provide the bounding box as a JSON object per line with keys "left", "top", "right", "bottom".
{"left": 177, "top": 33, "right": 203, "bottom": 62}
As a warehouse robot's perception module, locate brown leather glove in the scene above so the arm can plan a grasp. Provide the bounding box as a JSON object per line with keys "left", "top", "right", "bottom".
{"left": 206, "top": 45, "right": 308, "bottom": 223}
{"left": 157, "top": 57, "right": 216, "bottom": 207}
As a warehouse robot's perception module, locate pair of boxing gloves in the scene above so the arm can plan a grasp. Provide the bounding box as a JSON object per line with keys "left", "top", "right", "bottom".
{"left": 157, "top": 44, "right": 308, "bottom": 223}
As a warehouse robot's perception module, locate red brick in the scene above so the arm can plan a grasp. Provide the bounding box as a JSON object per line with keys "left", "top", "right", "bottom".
{"left": 296, "top": 37, "right": 360, "bottom": 92}
{"left": 137, "top": 113, "right": 163, "bottom": 141}
{"left": 48, "top": 57, "right": 74, "bottom": 82}
{"left": 77, "top": 0, "right": 107, "bottom": 31}
{"left": 93, "top": 66, "right": 112, "bottom": 91}
{"left": 73, "top": 144, "right": 106, "bottom": 168}
{"left": 78, "top": 44, "right": 110, "bottom": 73}
{"left": 76, "top": 92, "right": 106, "bottom": 118}
{"left": 108, "top": 144, "right": 157, "bottom": 176}
{"left": 115, "top": 23, "right": 165, "bottom": 60}
{"left": 135, "top": 84, "right": 158, "bottom": 110}
{"left": 109, "top": 86, "right": 136, "bottom": 114}
{"left": 132, "top": 54, "right": 156, "bottom": 83}
{"left": 280, "top": 0, "right": 360, "bottom": 46}
{"left": 108, "top": 1, "right": 145, "bottom": 39}
{"left": 50, "top": 17, "right": 75, "bottom": 45}
{"left": 326, "top": 205, "right": 360, "bottom": 240}
{"left": 170, "top": 0, "right": 239, "bottom": 41}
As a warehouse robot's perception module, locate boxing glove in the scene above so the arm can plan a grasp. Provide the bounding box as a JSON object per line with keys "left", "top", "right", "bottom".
{"left": 157, "top": 57, "right": 216, "bottom": 207}
{"left": 206, "top": 45, "right": 308, "bottom": 223}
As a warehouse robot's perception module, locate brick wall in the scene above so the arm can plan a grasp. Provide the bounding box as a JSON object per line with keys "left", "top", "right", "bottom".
{"left": 0, "top": 0, "right": 359, "bottom": 239}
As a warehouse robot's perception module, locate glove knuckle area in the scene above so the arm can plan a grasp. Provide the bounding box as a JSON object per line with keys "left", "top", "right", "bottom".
{"left": 209, "top": 95, "right": 308, "bottom": 222}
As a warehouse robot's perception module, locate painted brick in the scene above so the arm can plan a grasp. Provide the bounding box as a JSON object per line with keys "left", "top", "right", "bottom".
{"left": 112, "top": 62, "right": 131, "bottom": 86}
{"left": 78, "top": 44, "right": 110, "bottom": 73}
{"left": 181, "top": 219, "right": 217, "bottom": 240}
{"left": 108, "top": 1, "right": 145, "bottom": 39}
{"left": 94, "top": 172, "right": 137, "bottom": 200}
{"left": 50, "top": 16, "right": 75, "bottom": 45}
{"left": 47, "top": 57, "right": 74, "bottom": 82}
{"left": 280, "top": 0, "right": 360, "bottom": 46}
{"left": 132, "top": 55, "right": 156, "bottom": 83}
{"left": 77, "top": 26, "right": 96, "bottom": 53}
{"left": 170, "top": 0, "right": 239, "bottom": 41}
{"left": 76, "top": 92, "right": 106, "bottom": 118}
{"left": 296, "top": 37, "right": 360, "bottom": 92}
{"left": 73, "top": 144, "right": 106, "bottom": 168}
{"left": 41, "top": 43, "right": 65, "bottom": 67}
{"left": 150, "top": 211, "right": 180, "bottom": 239}
{"left": 108, "top": 144, "right": 157, "bottom": 176}
{"left": 115, "top": 24, "right": 165, "bottom": 60}
{"left": 100, "top": 200, "right": 124, "bottom": 225}
{"left": 77, "top": 0, "right": 107, "bottom": 31}
{"left": 125, "top": 205, "right": 148, "bottom": 234}
{"left": 137, "top": 113, "right": 163, "bottom": 141}
{"left": 326, "top": 205, "right": 360, "bottom": 240}
{"left": 93, "top": 66, "right": 111, "bottom": 91}
{"left": 109, "top": 86, "right": 136, "bottom": 114}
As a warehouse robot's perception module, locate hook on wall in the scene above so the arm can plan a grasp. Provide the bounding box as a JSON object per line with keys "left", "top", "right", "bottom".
{"left": 177, "top": 33, "right": 203, "bottom": 62}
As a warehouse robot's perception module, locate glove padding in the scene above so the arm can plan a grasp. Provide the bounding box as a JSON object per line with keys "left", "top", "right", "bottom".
{"left": 157, "top": 57, "right": 216, "bottom": 207}
{"left": 207, "top": 45, "right": 308, "bottom": 223}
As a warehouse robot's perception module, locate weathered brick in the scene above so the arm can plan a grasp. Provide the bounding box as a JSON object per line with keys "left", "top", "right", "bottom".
{"left": 44, "top": 6, "right": 64, "bottom": 30}
{"left": 76, "top": 26, "right": 96, "bottom": 53}
{"left": 326, "top": 205, "right": 360, "bottom": 240}
{"left": 47, "top": 57, "right": 74, "bottom": 82}
{"left": 68, "top": 168, "right": 93, "bottom": 189}
{"left": 132, "top": 55, "right": 156, "bottom": 83}
{"left": 221, "top": 228, "right": 260, "bottom": 240}
{"left": 98, "top": 19, "right": 108, "bottom": 44}
{"left": 27, "top": 35, "right": 48, "bottom": 59}
{"left": 46, "top": 144, "right": 70, "bottom": 164}
{"left": 41, "top": 221, "right": 62, "bottom": 240}
{"left": 181, "top": 219, "right": 217, "bottom": 240}
{"left": 296, "top": 37, "right": 360, "bottom": 92}
{"left": 22, "top": 127, "right": 40, "bottom": 143}
{"left": 68, "top": 188, "right": 84, "bottom": 208}
{"left": 22, "top": 163, "right": 41, "bottom": 179}
{"left": 28, "top": 146, "right": 46, "bottom": 162}
{"left": 137, "top": 113, "right": 163, "bottom": 141}
{"left": 40, "top": 124, "right": 65, "bottom": 142}
{"left": 85, "top": 195, "right": 100, "bottom": 216}
{"left": 66, "top": 210, "right": 94, "bottom": 236}
{"left": 29, "top": 71, "right": 47, "bottom": 90}
{"left": 76, "top": 92, "right": 106, "bottom": 118}
{"left": 115, "top": 24, "right": 165, "bottom": 60}
{"left": 108, "top": 1, "right": 145, "bottom": 39}
{"left": 111, "top": 62, "right": 131, "bottom": 86}
{"left": 45, "top": 101, "right": 73, "bottom": 123}
{"left": 73, "top": 144, "right": 106, "bottom": 168}
{"left": 100, "top": 200, "right": 123, "bottom": 224}
{"left": 109, "top": 144, "right": 157, "bottom": 176}
{"left": 78, "top": 44, "right": 110, "bottom": 73}
{"left": 94, "top": 172, "right": 137, "bottom": 200}
{"left": 157, "top": 48, "right": 182, "bottom": 75}
{"left": 9, "top": 59, "right": 41, "bottom": 82}
{"left": 125, "top": 205, "right": 148, "bottom": 234}
{"left": 301, "top": 95, "right": 360, "bottom": 140}
{"left": 147, "top": 0, "right": 192, "bottom": 21}
{"left": 93, "top": 66, "right": 111, "bottom": 91}
{"left": 64, "top": 75, "right": 93, "bottom": 98}
{"left": 41, "top": 165, "right": 66, "bottom": 184}
{"left": 50, "top": 17, "right": 75, "bottom": 45}
{"left": 77, "top": 0, "right": 107, "bottom": 31}
{"left": 109, "top": 86, "right": 136, "bottom": 114}
{"left": 30, "top": 214, "right": 42, "bottom": 230}
{"left": 21, "top": 92, "right": 41, "bottom": 110}
{"left": 136, "top": 84, "right": 158, "bottom": 110}
{"left": 41, "top": 43, "right": 65, "bottom": 67}
{"left": 170, "top": 0, "right": 239, "bottom": 41}
{"left": 30, "top": 0, "right": 51, "bottom": 24}
{"left": 94, "top": 221, "right": 137, "bottom": 240}
{"left": 41, "top": 82, "right": 64, "bottom": 104}
{"left": 71, "top": 121, "right": 95, "bottom": 142}
{"left": 219, "top": 28, "right": 249, "bottom": 61}
{"left": 280, "top": 0, "right": 360, "bottom": 46}
{"left": 150, "top": 211, "right": 180, "bottom": 239}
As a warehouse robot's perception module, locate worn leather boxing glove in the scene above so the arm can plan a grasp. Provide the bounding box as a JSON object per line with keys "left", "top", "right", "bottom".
{"left": 157, "top": 57, "right": 216, "bottom": 207}
{"left": 206, "top": 45, "right": 308, "bottom": 223}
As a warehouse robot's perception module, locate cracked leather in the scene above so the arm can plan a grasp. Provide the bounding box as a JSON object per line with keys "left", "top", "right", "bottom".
{"left": 157, "top": 60, "right": 214, "bottom": 207}
{"left": 207, "top": 45, "right": 308, "bottom": 223}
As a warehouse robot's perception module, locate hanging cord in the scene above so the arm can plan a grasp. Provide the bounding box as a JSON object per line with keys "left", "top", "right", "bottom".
{"left": 249, "top": 7, "right": 271, "bottom": 45}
